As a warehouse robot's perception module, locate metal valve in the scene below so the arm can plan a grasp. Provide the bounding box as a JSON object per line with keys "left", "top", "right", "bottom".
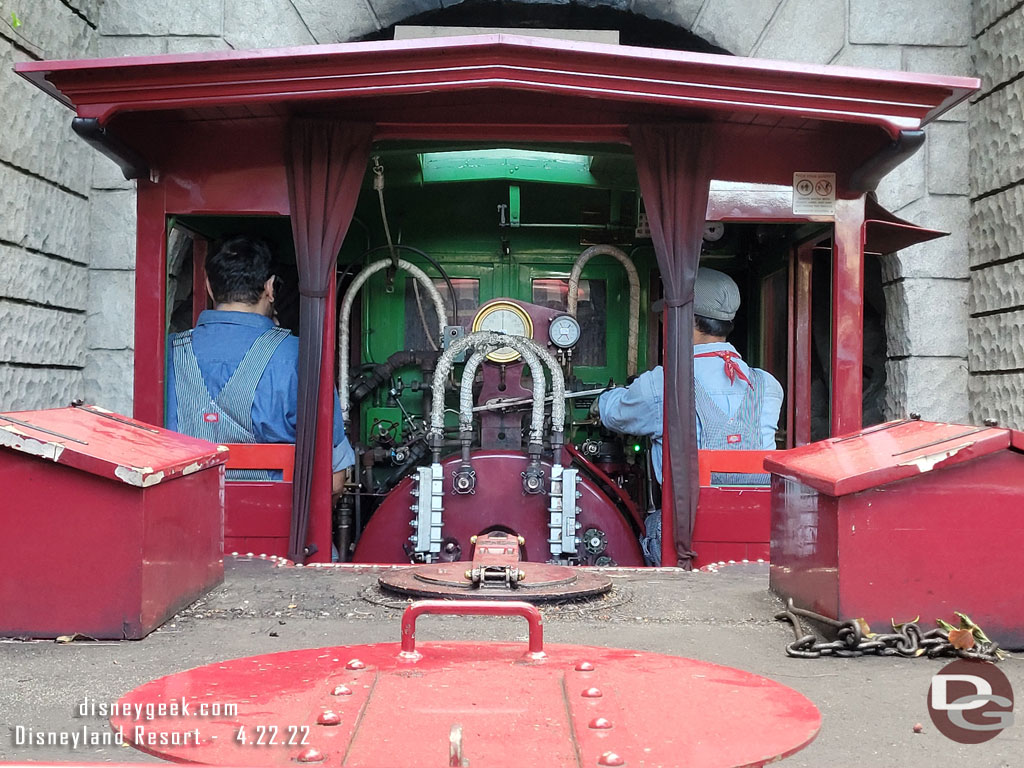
{"left": 452, "top": 467, "right": 476, "bottom": 495}
{"left": 522, "top": 465, "right": 545, "bottom": 494}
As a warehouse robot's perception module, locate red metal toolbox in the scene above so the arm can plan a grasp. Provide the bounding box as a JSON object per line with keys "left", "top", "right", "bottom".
{"left": 0, "top": 405, "right": 228, "bottom": 639}
{"left": 765, "top": 419, "right": 1024, "bottom": 647}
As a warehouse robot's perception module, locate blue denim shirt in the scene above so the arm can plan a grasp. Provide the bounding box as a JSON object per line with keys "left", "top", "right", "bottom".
{"left": 597, "top": 342, "right": 783, "bottom": 483}
{"left": 166, "top": 310, "right": 355, "bottom": 472}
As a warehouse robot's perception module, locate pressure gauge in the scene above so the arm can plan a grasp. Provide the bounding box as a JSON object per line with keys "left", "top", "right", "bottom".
{"left": 703, "top": 221, "right": 726, "bottom": 242}
{"left": 471, "top": 300, "right": 534, "bottom": 363}
{"left": 548, "top": 314, "right": 581, "bottom": 348}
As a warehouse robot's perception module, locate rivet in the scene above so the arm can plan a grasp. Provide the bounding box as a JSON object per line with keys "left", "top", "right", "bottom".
{"left": 597, "top": 751, "right": 625, "bottom": 766}
{"left": 589, "top": 717, "right": 613, "bottom": 730}
{"left": 346, "top": 659, "right": 366, "bottom": 670}
{"left": 295, "top": 747, "right": 324, "bottom": 763}
{"left": 581, "top": 687, "right": 603, "bottom": 698}
{"left": 317, "top": 711, "right": 341, "bottom": 726}
{"left": 465, "top": 570, "right": 473, "bottom": 580}
{"left": 259, "top": 553, "right": 267, "bottom": 558}
{"left": 470, "top": 535, "right": 478, "bottom": 544}
{"left": 231, "top": 551, "right": 239, "bottom": 556}
{"left": 247, "top": 552, "right": 255, "bottom": 557}
{"left": 517, "top": 535, "right": 526, "bottom": 546}
{"left": 575, "top": 661, "right": 595, "bottom": 672}
{"left": 332, "top": 685, "right": 352, "bottom": 696}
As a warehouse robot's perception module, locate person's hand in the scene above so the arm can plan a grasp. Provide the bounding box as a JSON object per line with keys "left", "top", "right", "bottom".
{"left": 332, "top": 467, "right": 353, "bottom": 497}
{"left": 588, "top": 397, "right": 602, "bottom": 423}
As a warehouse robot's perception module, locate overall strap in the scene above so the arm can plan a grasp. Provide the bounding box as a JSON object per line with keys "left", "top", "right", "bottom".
{"left": 171, "top": 331, "right": 217, "bottom": 442}
{"left": 213, "top": 326, "right": 292, "bottom": 435}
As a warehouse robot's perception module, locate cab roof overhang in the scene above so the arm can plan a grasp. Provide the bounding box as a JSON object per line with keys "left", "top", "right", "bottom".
{"left": 16, "top": 33, "right": 978, "bottom": 188}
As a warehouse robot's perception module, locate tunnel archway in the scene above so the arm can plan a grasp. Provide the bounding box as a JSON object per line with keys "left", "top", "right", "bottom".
{"left": 357, "top": 0, "right": 730, "bottom": 54}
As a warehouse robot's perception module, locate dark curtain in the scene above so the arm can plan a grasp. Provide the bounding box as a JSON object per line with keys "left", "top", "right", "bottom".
{"left": 286, "top": 120, "right": 373, "bottom": 562}
{"left": 630, "top": 124, "right": 715, "bottom": 569}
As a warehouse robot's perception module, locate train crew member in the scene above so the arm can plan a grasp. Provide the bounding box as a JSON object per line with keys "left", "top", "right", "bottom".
{"left": 592, "top": 266, "right": 783, "bottom": 563}
{"left": 166, "top": 236, "right": 355, "bottom": 490}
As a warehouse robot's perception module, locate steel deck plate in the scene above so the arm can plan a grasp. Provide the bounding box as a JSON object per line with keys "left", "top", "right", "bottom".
{"left": 378, "top": 563, "right": 613, "bottom": 601}
{"left": 112, "top": 602, "right": 819, "bottom": 768}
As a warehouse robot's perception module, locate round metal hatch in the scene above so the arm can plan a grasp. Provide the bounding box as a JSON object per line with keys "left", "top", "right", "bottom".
{"left": 112, "top": 601, "right": 820, "bottom": 768}
{"left": 378, "top": 562, "right": 613, "bottom": 602}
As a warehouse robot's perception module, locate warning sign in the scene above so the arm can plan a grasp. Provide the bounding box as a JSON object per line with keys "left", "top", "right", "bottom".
{"left": 792, "top": 172, "right": 836, "bottom": 215}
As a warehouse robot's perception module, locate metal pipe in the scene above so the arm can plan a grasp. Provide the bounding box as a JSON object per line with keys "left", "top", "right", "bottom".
{"left": 429, "top": 331, "right": 566, "bottom": 466}
{"left": 338, "top": 258, "right": 447, "bottom": 425}
{"left": 459, "top": 345, "right": 546, "bottom": 446}
{"left": 567, "top": 245, "right": 640, "bottom": 377}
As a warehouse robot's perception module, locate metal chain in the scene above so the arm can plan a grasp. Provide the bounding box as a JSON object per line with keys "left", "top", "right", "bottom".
{"left": 775, "top": 599, "right": 1003, "bottom": 662}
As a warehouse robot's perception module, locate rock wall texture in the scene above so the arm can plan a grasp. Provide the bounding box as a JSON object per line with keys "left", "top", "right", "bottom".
{"left": 969, "top": 0, "right": 1024, "bottom": 429}
{"left": 0, "top": 0, "right": 97, "bottom": 411}
{"left": 0, "top": 0, "right": 990, "bottom": 428}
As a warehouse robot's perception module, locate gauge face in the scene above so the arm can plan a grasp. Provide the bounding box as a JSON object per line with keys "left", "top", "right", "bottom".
{"left": 471, "top": 300, "right": 534, "bottom": 363}
{"left": 548, "top": 314, "right": 581, "bottom": 348}
{"left": 703, "top": 221, "right": 726, "bottom": 242}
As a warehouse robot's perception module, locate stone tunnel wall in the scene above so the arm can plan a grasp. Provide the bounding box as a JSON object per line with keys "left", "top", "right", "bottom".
{"left": 0, "top": 0, "right": 988, "bottom": 427}
{"left": 969, "top": 0, "right": 1024, "bottom": 429}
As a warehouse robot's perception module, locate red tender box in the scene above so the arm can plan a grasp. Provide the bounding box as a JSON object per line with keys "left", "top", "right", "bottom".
{"left": 0, "top": 405, "right": 228, "bottom": 639}
{"left": 766, "top": 419, "right": 1024, "bottom": 648}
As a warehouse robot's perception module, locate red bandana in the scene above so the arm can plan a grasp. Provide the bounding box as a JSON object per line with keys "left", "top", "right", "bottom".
{"left": 694, "top": 350, "right": 753, "bottom": 389}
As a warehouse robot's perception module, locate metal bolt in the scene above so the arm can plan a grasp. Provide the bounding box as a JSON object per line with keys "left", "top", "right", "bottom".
{"left": 581, "top": 687, "right": 603, "bottom": 698}
{"left": 331, "top": 685, "right": 352, "bottom": 696}
{"left": 517, "top": 535, "right": 525, "bottom": 546}
{"left": 470, "top": 535, "right": 478, "bottom": 544}
{"left": 317, "top": 711, "right": 341, "bottom": 726}
{"left": 588, "top": 717, "right": 613, "bottom": 730}
{"left": 346, "top": 659, "right": 366, "bottom": 670}
{"left": 295, "top": 747, "right": 325, "bottom": 763}
{"left": 465, "top": 570, "right": 473, "bottom": 580}
{"left": 597, "top": 751, "right": 625, "bottom": 766}
{"left": 575, "top": 661, "right": 595, "bottom": 672}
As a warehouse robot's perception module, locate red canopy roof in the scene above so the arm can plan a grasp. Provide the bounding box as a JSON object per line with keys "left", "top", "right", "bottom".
{"left": 17, "top": 34, "right": 975, "bottom": 140}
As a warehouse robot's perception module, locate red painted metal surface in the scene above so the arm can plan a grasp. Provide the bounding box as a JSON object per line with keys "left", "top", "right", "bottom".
{"left": 830, "top": 197, "right": 866, "bottom": 437}
{"left": 763, "top": 419, "right": 1009, "bottom": 496}
{"left": 0, "top": 405, "right": 226, "bottom": 485}
{"left": 111, "top": 602, "right": 820, "bottom": 767}
{"left": 0, "top": 407, "right": 224, "bottom": 639}
{"left": 790, "top": 237, "right": 818, "bottom": 447}
{"left": 354, "top": 451, "right": 643, "bottom": 566}
{"left": 133, "top": 180, "right": 168, "bottom": 426}
{"left": 16, "top": 34, "right": 973, "bottom": 135}
{"left": 769, "top": 421, "right": 1024, "bottom": 647}
{"left": 693, "top": 487, "right": 771, "bottom": 568}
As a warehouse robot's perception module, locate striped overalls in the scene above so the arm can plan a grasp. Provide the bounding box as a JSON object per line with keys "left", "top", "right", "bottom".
{"left": 695, "top": 367, "right": 770, "bottom": 485}
{"left": 171, "top": 326, "right": 290, "bottom": 480}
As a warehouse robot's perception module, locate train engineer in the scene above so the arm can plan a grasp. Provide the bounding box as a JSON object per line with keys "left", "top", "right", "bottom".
{"left": 593, "top": 266, "right": 784, "bottom": 562}
{"left": 165, "top": 236, "right": 355, "bottom": 489}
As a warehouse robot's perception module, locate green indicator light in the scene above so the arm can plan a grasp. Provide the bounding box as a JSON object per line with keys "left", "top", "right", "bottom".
{"left": 633, "top": 444, "right": 641, "bottom": 453}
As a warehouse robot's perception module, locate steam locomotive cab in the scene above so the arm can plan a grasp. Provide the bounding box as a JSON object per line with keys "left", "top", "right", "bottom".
{"left": 169, "top": 146, "right": 813, "bottom": 566}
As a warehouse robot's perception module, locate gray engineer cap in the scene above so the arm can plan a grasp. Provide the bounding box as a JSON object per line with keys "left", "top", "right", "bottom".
{"left": 693, "top": 267, "right": 740, "bottom": 321}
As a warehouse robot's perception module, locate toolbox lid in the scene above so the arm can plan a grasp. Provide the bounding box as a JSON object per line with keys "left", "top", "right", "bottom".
{"left": 763, "top": 419, "right": 1015, "bottom": 497}
{"left": 0, "top": 404, "right": 228, "bottom": 487}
